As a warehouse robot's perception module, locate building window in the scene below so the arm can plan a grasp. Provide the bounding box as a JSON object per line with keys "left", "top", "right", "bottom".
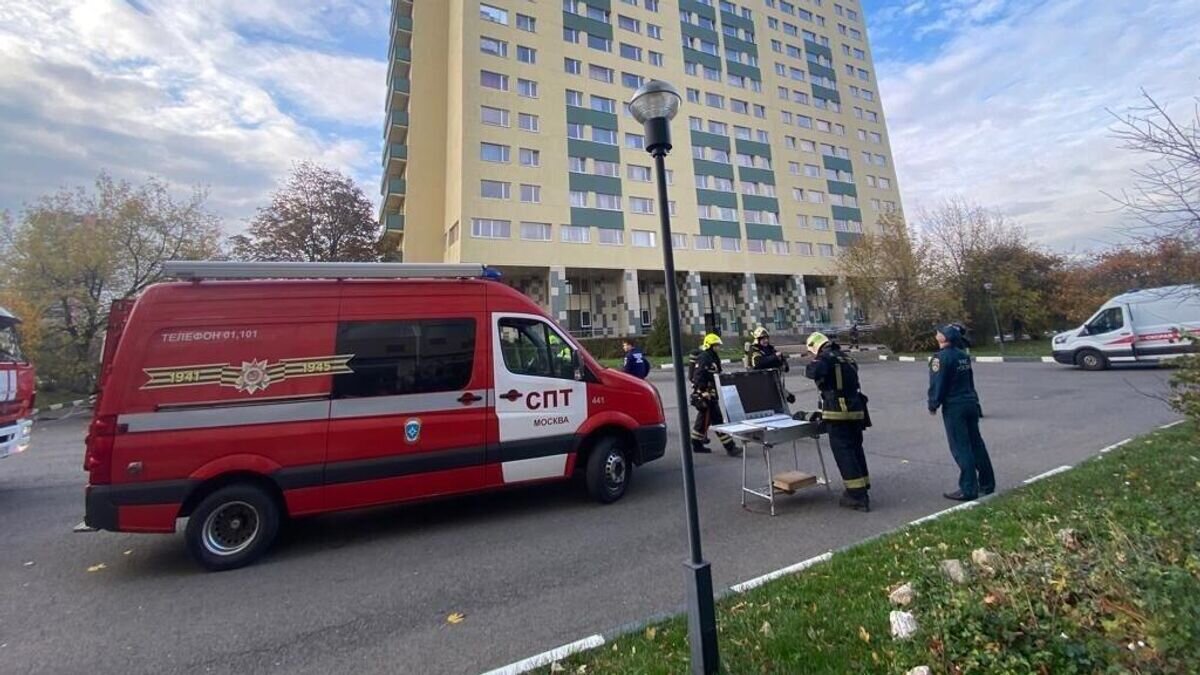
{"left": 446, "top": 221, "right": 460, "bottom": 247}
{"left": 587, "top": 34, "right": 612, "bottom": 52}
{"left": 570, "top": 190, "right": 588, "bottom": 207}
{"left": 747, "top": 239, "right": 767, "bottom": 254}
{"left": 520, "top": 222, "right": 552, "bottom": 241}
{"left": 480, "top": 180, "right": 510, "bottom": 200}
{"left": 671, "top": 233, "right": 688, "bottom": 249}
{"left": 596, "top": 193, "right": 622, "bottom": 211}
{"left": 516, "top": 13, "right": 536, "bottom": 32}
{"left": 519, "top": 113, "right": 539, "bottom": 132}
{"left": 598, "top": 229, "right": 624, "bottom": 246}
{"left": 648, "top": 23, "right": 662, "bottom": 39}
{"left": 620, "top": 43, "right": 643, "bottom": 61}
{"left": 629, "top": 197, "right": 654, "bottom": 214}
{"left": 564, "top": 57, "right": 582, "bottom": 74}
{"left": 590, "top": 95, "right": 617, "bottom": 113}
{"left": 588, "top": 64, "right": 615, "bottom": 83}
{"left": 592, "top": 127, "right": 618, "bottom": 145}
{"left": 694, "top": 235, "right": 715, "bottom": 250}
{"left": 772, "top": 241, "right": 790, "bottom": 255}
{"left": 561, "top": 225, "right": 590, "bottom": 243}
{"left": 812, "top": 216, "right": 830, "bottom": 230}
{"left": 481, "top": 106, "right": 509, "bottom": 127}
{"left": 519, "top": 148, "right": 540, "bottom": 167}
{"left": 649, "top": 51, "right": 664, "bottom": 66}
{"left": 480, "top": 142, "right": 510, "bottom": 163}
{"left": 567, "top": 122, "right": 584, "bottom": 139}
{"left": 796, "top": 242, "right": 813, "bottom": 256}
{"left": 516, "top": 45, "right": 537, "bottom": 63}
{"left": 618, "top": 15, "right": 640, "bottom": 33}
{"left": 594, "top": 160, "right": 620, "bottom": 177}
{"left": 632, "top": 230, "right": 657, "bottom": 247}
{"left": 622, "top": 72, "right": 644, "bottom": 89}
{"left": 818, "top": 243, "right": 835, "bottom": 257}
{"left": 627, "top": 165, "right": 652, "bottom": 182}
{"left": 517, "top": 78, "right": 538, "bottom": 97}
{"left": 479, "top": 3, "right": 508, "bottom": 25}
{"left": 566, "top": 89, "right": 584, "bottom": 107}
{"left": 471, "top": 218, "right": 510, "bottom": 239}
{"left": 480, "top": 36, "right": 508, "bottom": 57}
{"left": 625, "top": 133, "right": 645, "bottom": 149}
{"left": 480, "top": 70, "right": 508, "bottom": 91}
{"left": 720, "top": 236, "right": 742, "bottom": 252}
{"left": 520, "top": 184, "right": 541, "bottom": 203}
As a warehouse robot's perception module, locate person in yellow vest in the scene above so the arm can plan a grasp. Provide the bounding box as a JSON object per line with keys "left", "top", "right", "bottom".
{"left": 803, "top": 332, "right": 872, "bottom": 511}
{"left": 689, "top": 333, "right": 740, "bottom": 456}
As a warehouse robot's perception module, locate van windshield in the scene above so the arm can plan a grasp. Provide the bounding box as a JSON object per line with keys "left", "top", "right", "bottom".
{"left": 1086, "top": 307, "right": 1124, "bottom": 334}
{"left": 0, "top": 324, "right": 24, "bottom": 362}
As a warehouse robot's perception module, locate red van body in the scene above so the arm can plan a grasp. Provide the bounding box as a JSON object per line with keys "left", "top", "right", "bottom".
{"left": 1, "top": 307, "right": 35, "bottom": 459}
{"left": 83, "top": 269, "right": 666, "bottom": 570}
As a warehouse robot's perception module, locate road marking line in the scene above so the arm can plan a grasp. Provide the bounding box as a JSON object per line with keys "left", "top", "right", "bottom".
{"left": 1159, "top": 419, "right": 1185, "bottom": 430}
{"left": 1099, "top": 438, "right": 1132, "bottom": 454}
{"left": 975, "top": 356, "right": 1004, "bottom": 363}
{"left": 1023, "top": 465, "right": 1073, "bottom": 484}
{"left": 907, "top": 500, "right": 980, "bottom": 527}
{"left": 730, "top": 551, "right": 833, "bottom": 593}
{"left": 479, "top": 634, "right": 606, "bottom": 675}
{"left": 878, "top": 355, "right": 889, "bottom": 361}
{"left": 898, "top": 356, "right": 916, "bottom": 362}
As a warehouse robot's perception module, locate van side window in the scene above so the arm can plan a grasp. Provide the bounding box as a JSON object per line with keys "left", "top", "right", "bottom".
{"left": 333, "top": 319, "right": 476, "bottom": 398}
{"left": 1087, "top": 307, "right": 1124, "bottom": 334}
{"left": 498, "top": 318, "right": 576, "bottom": 380}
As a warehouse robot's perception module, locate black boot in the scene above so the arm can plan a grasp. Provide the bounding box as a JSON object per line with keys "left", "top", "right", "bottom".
{"left": 692, "top": 439, "right": 712, "bottom": 454}
{"left": 839, "top": 491, "right": 870, "bottom": 512}
{"left": 724, "top": 443, "right": 742, "bottom": 457}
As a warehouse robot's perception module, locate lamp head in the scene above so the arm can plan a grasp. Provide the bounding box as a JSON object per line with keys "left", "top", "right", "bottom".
{"left": 629, "top": 80, "right": 681, "bottom": 124}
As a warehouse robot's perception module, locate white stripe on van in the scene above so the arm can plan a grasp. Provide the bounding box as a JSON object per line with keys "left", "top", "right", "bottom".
{"left": 330, "top": 390, "right": 489, "bottom": 420}
{"left": 120, "top": 400, "right": 331, "bottom": 433}
{"left": 502, "top": 454, "right": 569, "bottom": 483}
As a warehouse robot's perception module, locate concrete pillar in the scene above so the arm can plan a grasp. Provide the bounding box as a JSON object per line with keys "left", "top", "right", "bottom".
{"left": 683, "top": 271, "right": 704, "bottom": 336}
{"left": 623, "top": 269, "right": 641, "bottom": 336}
{"left": 741, "top": 272, "right": 761, "bottom": 334}
{"left": 548, "top": 266, "right": 568, "bottom": 325}
{"left": 786, "top": 274, "right": 808, "bottom": 331}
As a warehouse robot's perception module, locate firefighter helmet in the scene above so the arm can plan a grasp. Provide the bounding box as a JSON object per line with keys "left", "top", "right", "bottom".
{"left": 702, "top": 333, "right": 723, "bottom": 349}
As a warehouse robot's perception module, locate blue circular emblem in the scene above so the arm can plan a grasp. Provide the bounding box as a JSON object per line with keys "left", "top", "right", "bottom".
{"left": 404, "top": 418, "right": 421, "bottom": 444}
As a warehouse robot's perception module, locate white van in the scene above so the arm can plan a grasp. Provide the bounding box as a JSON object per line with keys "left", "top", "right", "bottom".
{"left": 1052, "top": 285, "right": 1200, "bottom": 370}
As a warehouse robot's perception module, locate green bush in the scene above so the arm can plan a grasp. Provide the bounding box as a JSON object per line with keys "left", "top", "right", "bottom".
{"left": 874, "top": 320, "right": 939, "bottom": 353}
{"left": 1169, "top": 333, "right": 1199, "bottom": 429}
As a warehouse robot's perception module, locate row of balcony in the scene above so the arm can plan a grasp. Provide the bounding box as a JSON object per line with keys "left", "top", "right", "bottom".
{"left": 381, "top": 0, "right": 412, "bottom": 240}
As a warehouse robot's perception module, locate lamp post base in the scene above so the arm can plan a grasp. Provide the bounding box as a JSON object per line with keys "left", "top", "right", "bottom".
{"left": 685, "top": 559, "right": 720, "bottom": 675}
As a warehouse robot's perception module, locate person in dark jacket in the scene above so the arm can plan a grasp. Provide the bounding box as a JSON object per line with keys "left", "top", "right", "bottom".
{"left": 690, "top": 333, "right": 740, "bottom": 456}
{"left": 929, "top": 324, "right": 995, "bottom": 501}
{"left": 621, "top": 339, "right": 651, "bottom": 379}
{"left": 747, "top": 326, "right": 796, "bottom": 403}
{"left": 804, "top": 332, "right": 872, "bottom": 511}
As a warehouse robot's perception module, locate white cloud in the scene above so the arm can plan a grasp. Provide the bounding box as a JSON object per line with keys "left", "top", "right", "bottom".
{"left": 0, "top": 0, "right": 386, "bottom": 233}
{"left": 874, "top": 0, "right": 1200, "bottom": 250}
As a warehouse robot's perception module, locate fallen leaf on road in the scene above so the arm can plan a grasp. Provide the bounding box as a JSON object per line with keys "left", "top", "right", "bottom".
{"left": 859, "top": 625, "right": 871, "bottom": 643}
{"left": 123, "top": 550, "right": 133, "bottom": 556}
{"left": 23, "top": 561, "right": 34, "bottom": 567}
{"left": 644, "top": 626, "right": 657, "bottom": 641}
{"left": 446, "top": 612, "right": 465, "bottom": 624}
{"left": 87, "top": 563, "right": 106, "bottom": 573}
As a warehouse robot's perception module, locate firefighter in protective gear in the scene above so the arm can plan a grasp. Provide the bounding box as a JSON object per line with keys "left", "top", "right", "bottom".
{"left": 747, "top": 326, "right": 795, "bottom": 404}
{"left": 690, "top": 333, "right": 740, "bottom": 456}
{"left": 804, "top": 331, "right": 872, "bottom": 512}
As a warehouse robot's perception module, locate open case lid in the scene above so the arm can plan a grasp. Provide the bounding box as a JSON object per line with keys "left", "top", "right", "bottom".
{"left": 715, "top": 369, "right": 790, "bottom": 423}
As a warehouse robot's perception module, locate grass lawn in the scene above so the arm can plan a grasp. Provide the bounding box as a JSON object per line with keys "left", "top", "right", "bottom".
{"left": 899, "top": 338, "right": 1052, "bottom": 359}
{"left": 34, "top": 388, "right": 93, "bottom": 409}
{"left": 537, "top": 422, "right": 1199, "bottom": 674}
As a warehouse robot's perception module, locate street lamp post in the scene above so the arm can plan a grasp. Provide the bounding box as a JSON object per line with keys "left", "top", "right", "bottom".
{"left": 983, "top": 282, "right": 1004, "bottom": 356}
{"left": 629, "top": 80, "right": 719, "bottom": 675}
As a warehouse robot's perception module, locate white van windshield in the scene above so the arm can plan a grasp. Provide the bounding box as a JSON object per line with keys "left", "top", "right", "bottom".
{"left": 1086, "top": 307, "right": 1124, "bottom": 335}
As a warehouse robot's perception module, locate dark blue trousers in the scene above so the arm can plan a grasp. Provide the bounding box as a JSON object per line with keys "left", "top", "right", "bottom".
{"left": 942, "top": 402, "right": 995, "bottom": 498}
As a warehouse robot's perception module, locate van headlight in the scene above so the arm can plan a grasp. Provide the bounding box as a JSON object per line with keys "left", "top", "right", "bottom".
{"left": 1053, "top": 335, "right": 1067, "bottom": 344}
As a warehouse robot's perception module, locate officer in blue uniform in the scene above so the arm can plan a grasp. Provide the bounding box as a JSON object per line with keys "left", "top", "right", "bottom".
{"left": 928, "top": 324, "right": 995, "bottom": 501}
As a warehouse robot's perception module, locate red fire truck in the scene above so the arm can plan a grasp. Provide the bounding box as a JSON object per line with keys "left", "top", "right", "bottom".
{"left": 1, "top": 306, "right": 34, "bottom": 461}
{"left": 81, "top": 262, "right": 667, "bottom": 570}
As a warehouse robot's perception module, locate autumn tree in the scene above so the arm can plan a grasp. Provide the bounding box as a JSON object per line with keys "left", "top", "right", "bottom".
{"left": 0, "top": 173, "right": 222, "bottom": 390}
{"left": 229, "top": 162, "right": 381, "bottom": 262}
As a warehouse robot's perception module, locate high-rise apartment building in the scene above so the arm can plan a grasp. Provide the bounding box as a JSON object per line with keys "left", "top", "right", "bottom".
{"left": 382, "top": 0, "right": 903, "bottom": 338}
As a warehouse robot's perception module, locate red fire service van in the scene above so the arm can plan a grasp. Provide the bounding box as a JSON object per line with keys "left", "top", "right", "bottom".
{"left": 1, "top": 306, "right": 35, "bottom": 461}
{"left": 81, "top": 262, "right": 667, "bottom": 570}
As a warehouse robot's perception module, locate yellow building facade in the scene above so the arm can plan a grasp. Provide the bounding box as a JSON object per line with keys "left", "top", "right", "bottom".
{"left": 383, "top": 0, "right": 903, "bottom": 338}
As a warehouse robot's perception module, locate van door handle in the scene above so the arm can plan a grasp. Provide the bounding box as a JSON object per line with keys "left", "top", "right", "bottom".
{"left": 500, "top": 389, "right": 523, "bottom": 402}
{"left": 457, "top": 392, "right": 483, "bottom": 405}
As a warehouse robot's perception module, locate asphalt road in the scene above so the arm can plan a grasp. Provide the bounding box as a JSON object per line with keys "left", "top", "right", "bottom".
{"left": 0, "top": 360, "right": 1181, "bottom": 675}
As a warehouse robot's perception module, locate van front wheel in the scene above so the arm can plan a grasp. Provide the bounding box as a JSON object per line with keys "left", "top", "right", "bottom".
{"left": 185, "top": 484, "right": 280, "bottom": 571}
{"left": 585, "top": 436, "right": 632, "bottom": 504}
{"left": 1076, "top": 349, "right": 1108, "bottom": 371}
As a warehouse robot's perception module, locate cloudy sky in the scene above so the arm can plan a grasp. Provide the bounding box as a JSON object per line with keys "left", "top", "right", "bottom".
{"left": 0, "top": 0, "right": 1197, "bottom": 251}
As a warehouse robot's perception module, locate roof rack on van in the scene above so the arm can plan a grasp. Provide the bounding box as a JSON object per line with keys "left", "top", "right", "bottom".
{"left": 163, "top": 261, "right": 491, "bottom": 281}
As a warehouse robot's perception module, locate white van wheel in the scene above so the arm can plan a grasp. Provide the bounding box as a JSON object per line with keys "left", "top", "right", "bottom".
{"left": 1077, "top": 349, "right": 1107, "bottom": 371}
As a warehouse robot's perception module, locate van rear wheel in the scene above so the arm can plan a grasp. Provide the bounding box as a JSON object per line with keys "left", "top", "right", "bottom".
{"left": 1076, "top": 349, "right": 1108, "bottom": 371}
{"left": 585, "top": 436, "right": 632, "bottom": 504}
{"left": 185, "top": 484, "right": 280, "bottom": 572}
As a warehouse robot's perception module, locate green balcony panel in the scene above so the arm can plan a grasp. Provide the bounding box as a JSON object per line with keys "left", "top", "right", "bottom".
{"left": 827, "top": 180, "right": 857, "bottom": 197}
{"left": 804, "top": 40, "right": 833, "bottom": 60}
{"left": 566, "top": 105, "right": 618, "bottom": 129}
{"left": 808, "top": 62, "right": 837, "bottom": 81}
{"left": 746, "top": 224, "right": 784, "bottom": 242}
{"left": 832, "top": 206, "right": 863, "bottom": 222}
{"left": 680, "top": 0, "right": 717, "bottom": 20}
{"left": 383, "top": 177, "right": 406, "bottom": 196}
{"left": 393, "top": 77, "right": 410, "bottom": 93}
{"left": 741, "top": 195, "right": 780, "bottom": 213}
{"left": 735, "top": 138, "right": 772, "bottom": 159}
{"left": 822, "top": 155, "right": 853, "bottom": 173}
{"left": 811, "top": 84, "right": 841, "bottom": 104}
{"left": 394, "top": 16, "right": 412, "bottom": 32}
{"left": 382, "top": 143, "right": 407, "bottom": 167}
{"left": 562, "top": 12, "right": 614, "bottom": 40}
{"left": 722, "top": 35, "right": 758, "bottom": 56}
{"left": 681, "top": 22, "right": 719, "bottom": 43}
{"left": 699, "top": 219, "right": 741, "bottom": 238}
{"left": 690, "top": 129, "right": 731, "bottom": 151}
{"left": 568, "top": 139, "right": 620, "bottom": 162}
{"left": 390, "top": 111, "right": 409, "bottom": 128}
{"left": 692, "top": 159, "right": 735, "bottom": 180}
{"left": 725, "top": 61, "right": 761, "bottom": 81}
{"left": 571, "top": 207, "right": 624, "bottom": 231}
{"left": 682, "top": 47, "right": 722, "bottom": 71}
{"left": 385, "top": 213, "right": 405, "bottom": 232}
{"left": 737, "top": 166, "right": 776, "bottom": 185}
{"left": 719, "top": 10, "right": 754, "bottom": 33}
{"left": 836, "top": 231, "right": 862, "bottom": 247}
{"left": 580, "top": 0, "right": 611, "bottom": 10}
{"left": 695, "top": 189, "right": 738, "bottom": 209}
{"left": 569, "top": 172, "right": 623, "bottom": 196}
